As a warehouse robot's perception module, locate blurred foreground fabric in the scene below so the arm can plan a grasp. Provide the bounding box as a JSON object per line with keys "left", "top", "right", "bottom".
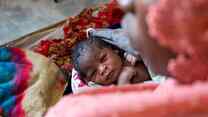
{"left": 46, "top": 80, "right": 208, "bottom": 117}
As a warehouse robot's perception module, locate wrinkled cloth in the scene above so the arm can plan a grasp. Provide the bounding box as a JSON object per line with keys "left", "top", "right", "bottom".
{"left": 88, "top": 28, "right": 139, "bottom": 57}
{"left": 0, "top": 48, "right": 66, "bottom": 117}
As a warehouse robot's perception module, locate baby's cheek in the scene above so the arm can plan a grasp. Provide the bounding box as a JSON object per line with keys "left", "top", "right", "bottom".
{"left": 94, "top": 75, "right": 103, "bottom": 83}
{"left": 113, "top": 60, "right": 122, "bottom": 70}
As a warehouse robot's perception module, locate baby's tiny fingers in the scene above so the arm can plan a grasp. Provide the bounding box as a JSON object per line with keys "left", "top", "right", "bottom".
{"left": 127, "top": 54, "right": 137, "bottom": 65}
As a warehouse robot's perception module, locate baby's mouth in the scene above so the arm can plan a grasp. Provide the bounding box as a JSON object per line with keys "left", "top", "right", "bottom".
{"left": 105, "top": 71, "right": 114, "bottom": 80}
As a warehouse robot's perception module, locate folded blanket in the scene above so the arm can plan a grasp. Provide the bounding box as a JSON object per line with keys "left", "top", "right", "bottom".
{"left": 0, "top": 48, "right": 67, "bottom": 117}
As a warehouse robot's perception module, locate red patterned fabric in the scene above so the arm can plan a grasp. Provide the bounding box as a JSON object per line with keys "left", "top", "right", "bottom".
{"left": 34, "top": 0, "right": 124, "bottom": 72}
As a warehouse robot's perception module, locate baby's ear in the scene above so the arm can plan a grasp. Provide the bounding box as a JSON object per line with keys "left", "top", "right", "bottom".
{"left": 86, "top": 28, "right": 96, "bottom": 39}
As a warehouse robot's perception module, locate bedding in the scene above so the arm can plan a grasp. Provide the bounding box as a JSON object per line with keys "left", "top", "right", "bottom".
{"left": 0, "top": 48, "right": 66, "bottom": 117}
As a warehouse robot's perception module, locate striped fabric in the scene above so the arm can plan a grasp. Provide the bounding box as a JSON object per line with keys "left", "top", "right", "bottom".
{"left": 0, "top": 48, "right": 66, "bottom": 117}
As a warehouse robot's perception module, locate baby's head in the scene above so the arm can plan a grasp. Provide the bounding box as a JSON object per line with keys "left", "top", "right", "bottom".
{"left": 72, "top": 39, "right": 123, "bottom": 85}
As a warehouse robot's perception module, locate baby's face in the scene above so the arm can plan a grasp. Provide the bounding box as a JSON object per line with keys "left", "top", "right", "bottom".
{"left": 79, "top": 48, "right": 122, "bottom": 85}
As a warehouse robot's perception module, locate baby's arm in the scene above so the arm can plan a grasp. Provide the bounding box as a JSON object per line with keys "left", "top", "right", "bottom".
{"left": 117, "top": 66, "right": 137, "bottom": 85}
{"left": 132, "top": 64, "right": 151, "bottom": 83}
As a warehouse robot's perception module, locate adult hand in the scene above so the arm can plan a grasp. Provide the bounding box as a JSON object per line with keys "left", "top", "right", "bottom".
{"left": 120, "top": 0, "right": 175, "bottom": 77}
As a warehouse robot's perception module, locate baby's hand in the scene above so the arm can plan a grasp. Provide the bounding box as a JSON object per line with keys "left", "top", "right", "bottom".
{"left": 124, "top": 53, "right": 138, "bottom": 65}
{"left": 117, "top": 66, "right": 137, "bottom": 85}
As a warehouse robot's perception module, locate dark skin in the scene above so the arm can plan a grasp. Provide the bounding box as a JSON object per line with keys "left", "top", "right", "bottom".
{"left": 79, "top": 46, "right": 150, "bottom": 86}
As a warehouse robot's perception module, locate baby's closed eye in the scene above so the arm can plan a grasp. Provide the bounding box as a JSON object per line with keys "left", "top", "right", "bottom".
{"left": 100, "top": 53, "right": 107, "bottom": 63}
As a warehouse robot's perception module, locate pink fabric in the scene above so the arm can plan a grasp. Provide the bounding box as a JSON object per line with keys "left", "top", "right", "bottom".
{"left": 147, "top": 0, "right": 208, "bottom": 83}
{"left": 46, "top": 80, "right": 208, "bottom": 117}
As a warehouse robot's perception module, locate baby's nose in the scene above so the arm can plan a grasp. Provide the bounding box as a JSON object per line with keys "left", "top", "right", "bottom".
{"left": 99, "top": 64, "right": 107, "bottom": 76}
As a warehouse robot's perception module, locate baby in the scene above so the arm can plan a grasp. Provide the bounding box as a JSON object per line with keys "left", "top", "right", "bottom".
{"left": 72, "top": 38, "right": 151, "bottom": 88}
